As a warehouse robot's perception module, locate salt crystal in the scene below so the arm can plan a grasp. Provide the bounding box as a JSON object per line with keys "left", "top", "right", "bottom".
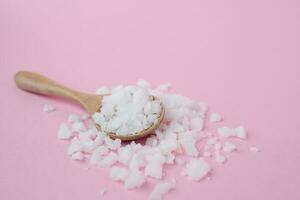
{"left": 223, "top": 142, "right": 236, "bottom": 153}
{"left": 58, "top": 123, "right": 72, "bottom": 139}
{"left": 218, "top": 126, "right": 247, "bottom": 139}
{"left": 68, "top": 113, "right": 81, "bottom": 123}
{"left": 118, "top": 146, "right": 133, "bottom": 165}
{"left": 235, "top": 126, "right": 247, "bottom": 139}
{"left": 149, "top": 181, "right": 175, "bottom": 200}
{"left": 124, "top": 168, "right": 146, "bottom": 189}
{"left": 71, "top": 151, "right": 84, "bottom": 160}
{"left": 144, "top": 163, "right": 163, "bottom": 179}
{"left": 110, "top": 166, "right": 129, "bottom": 181}
{"left": 71, "top": 122, "right": 86, "bottom": 133}
{"left": 98, "top": 152, "right": 118, "bottom": 167}
{"left": 209, "top": 113, "right": 222, "bottom": 122}
{"left": 67, "top": 137, "right": 83, "bottom": 155}
{"left": 214, "top": 151, "right": 226, "bottom": 163}
{"left": 186, "top": 159, "right": 211, "bottom": 181}
{"left": 43, "top": 104, "right": 56, "bottom": 112}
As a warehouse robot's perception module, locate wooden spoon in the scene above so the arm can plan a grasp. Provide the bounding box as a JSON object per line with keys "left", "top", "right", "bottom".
{"left": 14, "top": 71, "right": 165, "bottom": 141}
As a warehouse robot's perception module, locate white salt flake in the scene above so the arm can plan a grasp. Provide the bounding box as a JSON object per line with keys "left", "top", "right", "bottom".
{"left": 209, "top": 113, "right": 222, "bottom": 122}
{"left": 149, "top": 181, "right": 176, "bottom": 200}
{"left": 215, "top": 151, "right": 226, "bottom": 163}
{"left": 98, "top": 152, "right": 118, "bottom": 167}
{"left": 218, "top": 126, "right": 247, "bottom": 139}
{"left": 186, "top": 158, "right": 211, "bottom": 181}
{"left": 43, "top": 104, "right": 56, "bottom": 112}
{"left": 223, "top": 142, "right": 236, "bottom": 153}
{"left": 67, "top": 137, "right": 83, "bottom": 155}
{"left": 110, "top": 166, "right": 129, "bottom": 181}
{"left": 71, "top": 122, "right": 86, "bottom": 132}
{"left": 57, "top": 123, "right": 72, "bottom": 139}
{"left": 71, "top": 151, "right": 84, "bottom": 160}
{"left": 68, "top": 113, "right": 82, "bottom": 123}
{"left": 124, "top": 168, "right": 146, "bottom": 189}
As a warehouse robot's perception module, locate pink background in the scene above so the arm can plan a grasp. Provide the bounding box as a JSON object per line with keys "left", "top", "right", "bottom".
{"left": 1, "top": 0, "right": 300, "bottom": 199}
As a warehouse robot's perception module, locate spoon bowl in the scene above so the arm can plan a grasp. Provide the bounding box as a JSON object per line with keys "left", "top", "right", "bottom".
{"left": 14, "top": 71, "right": 165, "bottom": 141}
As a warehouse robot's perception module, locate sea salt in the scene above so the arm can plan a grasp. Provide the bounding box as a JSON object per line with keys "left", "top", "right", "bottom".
{"left": 57, "top": 123, "right": 72, "bottom": 139}
{"left": 223, "top": 142, "right": 236, "bottom": 153}
{"left": 93, "top": 86, "right": 161, "bottom": 136}
{"left": 209, "top": 113, "right": 222, "bottom": 122}
{"left": 110, "top": 166, "right": 129, "bottom": 181}
{"left": 186, "top": 159, "right": 211, "bottom": 181}
{"left": 54, "top": 80, "right": 252, "bottom": 199}
{"left": 124, "top": 168, "right": 146, "bottom": 189}
{"left": 149, "top": 181, "right": 175, "bottom": 200}
{"left": 43, "top": 104, "right": 56, "bottom": 112}
{"left": 218, "top": 126, "right": 247, "bottom": 139}
{"left": 68, "top": 113, "right": 81, "bottom": 123}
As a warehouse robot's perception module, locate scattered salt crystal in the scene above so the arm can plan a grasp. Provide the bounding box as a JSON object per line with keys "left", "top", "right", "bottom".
{"left": 43, "top": 104, "right": 56, "bottom": 112}
{"left": 68, "top": 113, "right": 81, "bottom": 123}
{"left": 110, "top": 166, "right": 129, "bottom": 181}
{"left": 58, "top": 123, "right": 72, "bottom": 139}
{"left": 218, "top": 126, "right": 247, "bottom": 139}
{"left": 186, "top": 159, "right": 211, "bottom": 181}
{"left": 118, "top": 146, "right": 133, "bottom": 165}
{"left": 149, "top": 181, "right": 175, "bottom": 200}
{"left": 56, "top": 80, "right": 252, "bottom": 198}
{"left": 214, "top": 151, "right": 226, "bottom": 163}
{"left": 190, "top": 117, "right": 204, "bottom": 131}
{"left": 235, "top": 126, "right": 247, "bottom": 139}
{"left": 249, "top": 146, "right": 260, "bottom": 153}
{"left": 124, "top": 168, "right": 146, "bottom": 189}
{"left": 98, "top": 152, "right": 118, "bottom": 167}
{"left": 67, "top": 137, "right": 83, "bottom": 155}
{"left": 71, "top": 122, "right": 86, "bottom": 132}
{"left": 145, "top": 163, "right": 164, "bottom": 179}
{"left": 71, "top": 151, "right": 84, "bottom": 160}
{"left": 209, "top": 113, "right": 222, "bottom": 122}
{"left": 223, "top": 142, "right": 236, "bottom": 153}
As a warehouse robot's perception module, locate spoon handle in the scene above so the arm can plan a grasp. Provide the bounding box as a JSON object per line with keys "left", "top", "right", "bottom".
{"left": 14, "top": 71, "right": 86, "bottom": 103}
